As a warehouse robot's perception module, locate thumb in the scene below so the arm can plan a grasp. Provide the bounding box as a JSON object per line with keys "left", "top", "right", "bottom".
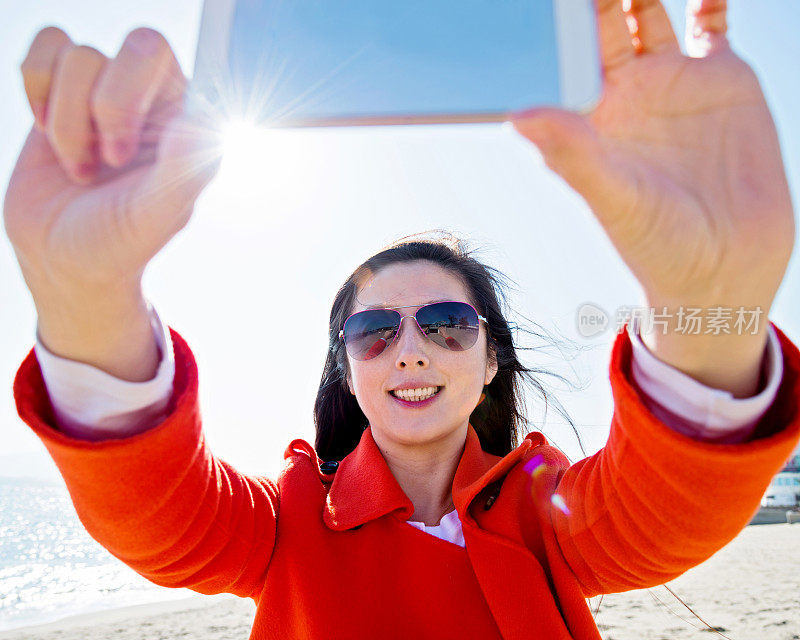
{"left": 511, "top": 108, "right": 605, "bottom": 187}
{"left": 124, "top": 107, "right": 224, "bottom": 253}
{"left": 510, "top": 107, "right": 637, "bottom": 227}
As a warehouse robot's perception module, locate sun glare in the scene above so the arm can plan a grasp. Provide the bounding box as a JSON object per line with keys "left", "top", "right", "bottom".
{"left": 220, "top": 119, "right": 271, "bottom": 176}
{"left": 217, "top": 118, "right": 304, "bottom": 193}
{"left": 207, "top": 117, "right": 347, "bottom": 228}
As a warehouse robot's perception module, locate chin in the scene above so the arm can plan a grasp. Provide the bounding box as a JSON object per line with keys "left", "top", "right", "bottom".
{"left": 376, "top": 419, "right": 464, "bottom": 446}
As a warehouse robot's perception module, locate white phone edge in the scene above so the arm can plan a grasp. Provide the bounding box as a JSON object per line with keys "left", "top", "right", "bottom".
{"left": 186, "top": 0, "right": 236, "bottom": 120}
{"left": 187, "top": 0, "right": 603, "bottom": 125}
{"left": 554, "top": 0, "right": 603, "bottom": 114}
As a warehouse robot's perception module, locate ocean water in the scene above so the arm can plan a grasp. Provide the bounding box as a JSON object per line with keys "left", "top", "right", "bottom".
{"left": 0, "top": 476, "right": 195, "bottom": 633}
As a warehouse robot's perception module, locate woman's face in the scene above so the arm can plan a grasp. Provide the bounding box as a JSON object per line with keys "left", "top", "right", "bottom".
{"left": 345, "top": 260, "right": 498, "bottom": 446}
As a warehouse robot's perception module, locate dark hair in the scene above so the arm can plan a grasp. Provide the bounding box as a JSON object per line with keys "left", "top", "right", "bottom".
{"left": 313, "top": 231, "right": 579, "bottom": 462}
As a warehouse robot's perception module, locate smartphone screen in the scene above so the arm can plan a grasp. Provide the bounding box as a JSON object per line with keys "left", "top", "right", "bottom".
{"left": 204, "top": 0, "right": 599, "bottom": 125}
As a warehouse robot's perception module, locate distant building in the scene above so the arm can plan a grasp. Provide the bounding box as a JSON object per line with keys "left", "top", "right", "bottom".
{"left": 762, "top": 472, "right": 800, "bottom": 507}
{"left": 760, "top": 443, "right": 800, "bottom": 509}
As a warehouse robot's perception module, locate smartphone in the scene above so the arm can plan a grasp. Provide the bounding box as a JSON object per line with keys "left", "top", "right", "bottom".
{"left": 190, "top": 0, "right": 603, "bottom": 127}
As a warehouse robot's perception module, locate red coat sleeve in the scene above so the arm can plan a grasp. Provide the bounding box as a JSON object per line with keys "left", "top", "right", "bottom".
{"left": 12, "top": 328, "right": 279, "bottom": 601}
{"left": 545, "top": 321, "right": 800, "bottom": 597}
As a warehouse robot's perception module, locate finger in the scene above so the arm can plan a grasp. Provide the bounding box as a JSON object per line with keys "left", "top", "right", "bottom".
{"left": 122, "top": 110, "right": 223, "bottom": 257}
{"left": 91, "top": 28, "right": 187, "bottom": 167}
{"left": 19, "top": 26, "right": 74, "bottom": 131}
{"left": 686, "top": 0, "right": 729, "bottom": 57}
{"left": 628, "top": 0, "right": 680, "bottom": 54}
{"left": 596, "top": 0, "right": 637, "bottom": 72}
{"left": 511, "top": 108, "right": 640, "bottom": 246}
{"left": 47, "top": 44, "right": 107, "bottom": 183}
{"left": 512, "top": 108, "right": 602, "bottom": 183}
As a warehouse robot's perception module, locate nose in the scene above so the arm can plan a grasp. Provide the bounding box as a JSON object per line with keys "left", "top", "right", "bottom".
{"left": 393, "top": 315, "right": 430, "bottom": 369}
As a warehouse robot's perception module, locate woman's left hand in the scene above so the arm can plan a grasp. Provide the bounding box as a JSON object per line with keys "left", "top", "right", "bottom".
{"left": 512, "top": 0, "right": 794, "bottom": 312}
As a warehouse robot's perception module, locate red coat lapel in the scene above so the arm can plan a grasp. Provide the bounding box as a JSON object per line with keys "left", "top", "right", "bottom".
{"left": 323, "top": 425, "right": 414, "bottom": 530}
{"left": 323, "top": 423, "right": 545, "bottom": 531}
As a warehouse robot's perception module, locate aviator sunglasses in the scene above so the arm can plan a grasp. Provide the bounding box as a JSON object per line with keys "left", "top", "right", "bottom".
{"left": 339, "top": 301, "right": 487, "bottom": 361}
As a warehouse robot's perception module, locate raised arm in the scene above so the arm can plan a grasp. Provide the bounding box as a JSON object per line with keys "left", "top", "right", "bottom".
{"left": 5, "top": 26, "right": 221, "bottom": 380}
{"left": 539, "top": 319, "right": 800, "bottom": 597}
{"left": 509, "top": 0, "right": 799, "bottom": 595}
{"left": 3, "top": 27, "right": 279, "bottom": 600}
{"left": 512, "top": 0, "right": 794, "bottom": 395}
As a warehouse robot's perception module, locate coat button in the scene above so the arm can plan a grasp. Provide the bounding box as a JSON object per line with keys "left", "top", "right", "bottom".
{"left": 320, "top": 460, "right": 339, "bottom": 474}
{"left": 484, "top": 481, "right": 502, "bottom": 510}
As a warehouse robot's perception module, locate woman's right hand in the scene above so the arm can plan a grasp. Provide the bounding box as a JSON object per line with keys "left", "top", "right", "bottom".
{"left": 3, "top": 26, "right": 222, "bottom": 298}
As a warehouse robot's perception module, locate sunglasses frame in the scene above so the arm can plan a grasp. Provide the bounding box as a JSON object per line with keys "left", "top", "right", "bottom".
{"left": 338, "top": 300, "right": 488, "bottom": 360}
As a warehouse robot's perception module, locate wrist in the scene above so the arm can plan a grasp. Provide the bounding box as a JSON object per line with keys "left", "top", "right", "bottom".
{"left": 33, "top": 282, "right": 161, "bottom": 382}
{"left": 638, "top": 297, "right": 771, "bottom": 398}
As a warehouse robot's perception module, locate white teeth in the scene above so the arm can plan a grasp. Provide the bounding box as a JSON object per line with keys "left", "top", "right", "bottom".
{"left": 392, "top": 386, "right": 439, "bottom": 401}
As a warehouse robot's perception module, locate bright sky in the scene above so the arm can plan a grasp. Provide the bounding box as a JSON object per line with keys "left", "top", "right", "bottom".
{"left": 225, "top": 0, "right": 559, "bottom": 118}
{"left": 2, "top": 1, "right": 799, "bottom": 480}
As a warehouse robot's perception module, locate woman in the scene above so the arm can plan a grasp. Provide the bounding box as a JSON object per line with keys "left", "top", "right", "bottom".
{"left": 6, "top": 1, "right": 800, "bottom": 638}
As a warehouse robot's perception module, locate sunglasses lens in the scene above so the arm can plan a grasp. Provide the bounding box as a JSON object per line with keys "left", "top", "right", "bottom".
{"left": 342, "top": 309, "right": 400, "bottom": 360}
{"left": 416, "top": 302, "right": 480, "bottom": 351}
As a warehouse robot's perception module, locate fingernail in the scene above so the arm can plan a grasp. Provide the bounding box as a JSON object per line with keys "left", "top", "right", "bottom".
{"left": 127, "top": 29, "right": 163, "bottom": 56}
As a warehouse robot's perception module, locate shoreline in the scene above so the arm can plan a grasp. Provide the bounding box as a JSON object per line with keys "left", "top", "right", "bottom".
{"left": 0, "top": 593, "right": 252, "bottom": 639}
{"left": 0, "top": 524, "right": 796, "bottom": 639}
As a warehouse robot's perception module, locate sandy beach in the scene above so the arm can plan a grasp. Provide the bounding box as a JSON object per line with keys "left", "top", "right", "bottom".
{"left": 0, "top": 594, "right": 256, "bottom": 640}
{"left": 0, "top": 523, "right": 796, "bottom": 640}
{"left": 593, "top": 523, "right": 800, "bottom": 640}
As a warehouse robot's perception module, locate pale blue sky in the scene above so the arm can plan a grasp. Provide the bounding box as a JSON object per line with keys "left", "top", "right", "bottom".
{"left": 226, "top": 0, "right": 560, "bottom": 118}
{"left": 2, "top": 1, "right": 799, "bottom": 480}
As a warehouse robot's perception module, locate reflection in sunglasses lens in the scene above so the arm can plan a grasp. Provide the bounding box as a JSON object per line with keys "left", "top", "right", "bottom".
{"left": 343, "top": 302, "right": 480, "bottom": 361}
{"left": 418, "top": 302, "right": 479, "bottom": 352}
{"left": 344, "top": 309, "right": 400, "bottom": 360}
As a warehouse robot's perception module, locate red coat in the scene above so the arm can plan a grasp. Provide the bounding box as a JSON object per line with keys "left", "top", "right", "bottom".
{"left": 13, "top": 323, "right": 800, "bottom": 639}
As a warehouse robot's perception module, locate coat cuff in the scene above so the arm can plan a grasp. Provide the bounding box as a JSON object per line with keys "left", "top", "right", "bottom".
{"left": 32, "top": 302, "right": 175, "bottom": 440}
{"left": 627, "top": 323, "right": 782, "bottom": 443}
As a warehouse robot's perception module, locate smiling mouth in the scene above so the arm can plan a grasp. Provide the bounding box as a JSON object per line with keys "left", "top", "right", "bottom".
{"left": 389, "top": 386, "right": 442, "bottom": 402}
